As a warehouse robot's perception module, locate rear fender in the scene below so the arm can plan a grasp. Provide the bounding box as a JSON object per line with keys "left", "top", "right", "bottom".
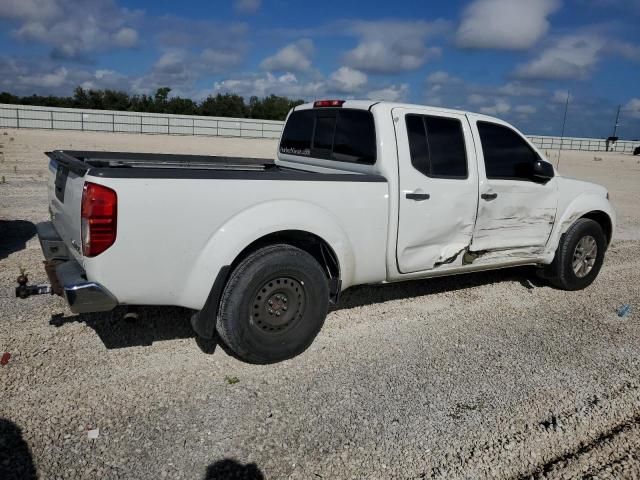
{"left": 180, "top": 200, "right": 355, "bottom": 309}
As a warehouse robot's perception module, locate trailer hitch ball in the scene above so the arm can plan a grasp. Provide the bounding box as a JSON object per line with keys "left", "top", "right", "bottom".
{"left": 15, "top": 271, "right": 53, "bottom": 299}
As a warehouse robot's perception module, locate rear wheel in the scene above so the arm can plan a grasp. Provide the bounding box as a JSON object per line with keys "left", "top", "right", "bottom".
{"left": 216, "top": 244, "right": 329, "bottom": 364}
{"left": 543, "top": 218, "right": 606, "bottom": 290}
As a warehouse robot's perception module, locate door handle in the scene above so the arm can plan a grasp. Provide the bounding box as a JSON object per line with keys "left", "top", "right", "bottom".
{"left": 481, "top": 193, "right": 498, "bottom": 201}
{"left": 406, "top": 192, "right": 430, "bottom": 201}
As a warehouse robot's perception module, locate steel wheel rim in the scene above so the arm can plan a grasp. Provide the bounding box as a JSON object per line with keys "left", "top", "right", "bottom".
{"left": 251, "top": 277, "right": 306, "bottom": 333}
{"left": 572, "top": 235, "right": 597, "bottom": 278}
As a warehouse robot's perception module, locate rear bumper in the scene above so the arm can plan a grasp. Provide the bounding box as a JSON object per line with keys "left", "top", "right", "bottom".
{"left": 37, "top": 222, "right": 118, "bottom": 314}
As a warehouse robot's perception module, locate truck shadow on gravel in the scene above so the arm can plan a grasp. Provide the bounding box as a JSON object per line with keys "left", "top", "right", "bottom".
{"left": 204, "top": 459, "right": 264, "bottom": 479}
{"left": 49, "top": 306, "right": 219, "bottom": 353}
{"left": 48, "top": 267, "right": 542, "bottom": 353}
{"left": 0, "top": 220, "right": 36, "bottom": 260}
{"left": 334, "top": 265, "right": 543, "bottom": 311}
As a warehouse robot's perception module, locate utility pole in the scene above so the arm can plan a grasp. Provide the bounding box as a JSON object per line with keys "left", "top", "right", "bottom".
{"left": 612, "top": 104, "right": 621, "bottom": 138}
{"left": 557, "top": 91, "right": 570, "bottom": 169}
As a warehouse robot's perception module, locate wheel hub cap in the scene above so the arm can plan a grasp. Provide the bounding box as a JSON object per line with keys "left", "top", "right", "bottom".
{"left": 252, "top": 277, "right": 305, "bottom": 332}
{"left": 572, "top": 235, "right": 597, "bottom": 278}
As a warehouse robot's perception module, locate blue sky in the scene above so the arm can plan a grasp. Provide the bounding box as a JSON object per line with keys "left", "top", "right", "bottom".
{"left": 1, "top": 0, "right": 639, "bottom": 138}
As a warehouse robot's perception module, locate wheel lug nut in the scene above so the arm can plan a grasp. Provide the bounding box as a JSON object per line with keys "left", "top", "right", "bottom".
{"left": 268, "top": 309, "right": 273, "bottom": 314}
{"left": 283, "top": 306, "right": 287, "bottom": 311}
{"left": 268, "top": 300, "right": 273, "bottom": 306}
{"left": 276, "top": 311, "right": 281, "bottom": 316}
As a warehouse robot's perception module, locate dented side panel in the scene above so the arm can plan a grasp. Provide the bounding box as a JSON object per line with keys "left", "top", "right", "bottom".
{"left": 470, "top": 181, "right": 558, "bottom": 251}
{"left": 392, "top": 107, "right": 480, "bottom": 274}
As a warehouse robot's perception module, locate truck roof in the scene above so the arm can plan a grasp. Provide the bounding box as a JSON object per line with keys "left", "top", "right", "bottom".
{"left": 294, "top": 99, "right": 503, "bottom": 124}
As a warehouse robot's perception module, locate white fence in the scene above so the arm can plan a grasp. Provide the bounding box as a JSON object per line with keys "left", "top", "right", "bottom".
{"left": 1, "top": 103, "right": 638, "bottom": 153}
{"left": 528, "top": 134, "right": 638, "bottom": 154}
{"left": 0, "top": 104, "right": 283, "bottom": 139}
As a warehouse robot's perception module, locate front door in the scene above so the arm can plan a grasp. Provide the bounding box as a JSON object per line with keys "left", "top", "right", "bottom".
{"left": 394, "top": 108, "right": 479, "bottom": 274}
{"left": 470, "top": 119, "right": 558, "bottom": 253}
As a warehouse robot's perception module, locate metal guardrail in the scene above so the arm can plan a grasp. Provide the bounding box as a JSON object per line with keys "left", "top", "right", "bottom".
{"left": 1, "top": 104, "right": 638, "bottom": 152}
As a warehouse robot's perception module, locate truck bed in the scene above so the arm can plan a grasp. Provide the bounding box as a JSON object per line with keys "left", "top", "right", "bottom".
{"left": 46, "top": 150, "right": 386, "bottom": 181}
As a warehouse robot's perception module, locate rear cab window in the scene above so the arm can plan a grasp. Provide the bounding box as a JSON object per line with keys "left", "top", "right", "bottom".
{"left": 280, "top": 108, "right": 376, "bottom": 164}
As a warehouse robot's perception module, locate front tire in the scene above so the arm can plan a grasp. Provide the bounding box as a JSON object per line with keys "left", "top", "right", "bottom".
{"left": 544, "top": 218, "right": 606, "bottom": 290}
{"left": 216, "top": 244, "right": 329, "bottom": 364}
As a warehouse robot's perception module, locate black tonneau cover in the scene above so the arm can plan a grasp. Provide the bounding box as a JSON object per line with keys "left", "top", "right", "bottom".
{"left": 46, "top": 150, "right": 386, "bottom": 182}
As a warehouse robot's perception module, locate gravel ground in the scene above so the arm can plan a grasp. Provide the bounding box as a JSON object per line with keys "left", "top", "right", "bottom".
{"left": 1, "top": 128, "right": 639, "bottom": 479}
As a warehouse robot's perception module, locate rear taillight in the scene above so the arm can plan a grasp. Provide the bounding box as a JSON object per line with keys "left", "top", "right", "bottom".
{"left": 313, "top": 99, "right": 345, "bottom": 108}
{"left": 81, "top": 182, "right": 117, "bottom": 257}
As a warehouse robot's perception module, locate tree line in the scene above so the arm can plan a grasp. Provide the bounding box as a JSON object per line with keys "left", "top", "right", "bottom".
{"left": 0, "top": 87, "right": 305, "bottom": 121}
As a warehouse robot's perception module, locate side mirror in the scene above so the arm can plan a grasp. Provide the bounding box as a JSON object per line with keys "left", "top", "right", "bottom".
{"left": 532, "top": 159, "right": 554, "bottom": 182}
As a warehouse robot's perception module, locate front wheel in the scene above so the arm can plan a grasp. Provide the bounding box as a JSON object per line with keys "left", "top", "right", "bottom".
{"left": 216, "top": 244, "right": 329, "bottom": 364}
{"left": 544, "top": 218, "right": 607, "bottom": 290}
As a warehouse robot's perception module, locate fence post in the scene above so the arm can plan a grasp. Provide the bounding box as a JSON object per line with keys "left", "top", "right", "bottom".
{"left": 16, "top": 108, "right": 20, "bottom": 129}
{"left": 261, "top": 122, "right": 264, "bottom": 138}
{"left": 50, "top": 111, "right": 54, "bottom": 129}
{"left": 112, "top": 113, "right": 115, "bottom": 132}
{"left": 140, "top": 115, "right": 143, "bottom": 133}
{"left": 192, "top": 118, "right": 195, "bottom": 136}
{"left": 167, "top": 116, "right": 170, "bottom": 135}
{"left": 81, "top": 112, "right": 84, "bottom": 131}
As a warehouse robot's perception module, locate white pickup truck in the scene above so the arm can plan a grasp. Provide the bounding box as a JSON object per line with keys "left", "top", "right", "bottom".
{"left": 18, "top": 100, "right": 615, "bottom": 364}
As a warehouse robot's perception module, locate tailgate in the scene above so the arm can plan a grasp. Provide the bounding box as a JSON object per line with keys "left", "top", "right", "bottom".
{"left": 47, "top": 158, "right": 85, "bottom": 264}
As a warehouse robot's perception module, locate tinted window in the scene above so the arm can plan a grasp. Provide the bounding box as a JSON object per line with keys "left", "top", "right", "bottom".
{"left": 313, "top": 115, "right": 336, "bottom": 151}
{"left": 333, "top": 110, "right": 376, "bottom": 163}
{"left": 280, "top": 108, "right": 376, "bottom": 164}
{"left": 478, "top": 122, "right": 538, "bottom": 180}
{"left": 405, "top": 114, "right": 468, "bottom": 178}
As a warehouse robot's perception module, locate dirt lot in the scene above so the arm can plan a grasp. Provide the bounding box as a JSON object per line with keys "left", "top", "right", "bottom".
{"left": 1, "top": 128, "right": 639, "bottom": 479}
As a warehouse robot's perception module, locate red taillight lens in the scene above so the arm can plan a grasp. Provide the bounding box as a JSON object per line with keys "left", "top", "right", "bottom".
{"left": 313, "top": 99, "right": 345, "bottom": 108}
{"left": 81, "top": 182, "right": 117, "bottom": 257}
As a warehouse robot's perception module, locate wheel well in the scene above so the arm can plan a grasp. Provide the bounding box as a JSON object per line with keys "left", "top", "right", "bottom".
{"left": 231, "top": 230, "right": 341, "bottom": 284}
{"left": 581, "top": 210, "right": 613, "bottom": 246}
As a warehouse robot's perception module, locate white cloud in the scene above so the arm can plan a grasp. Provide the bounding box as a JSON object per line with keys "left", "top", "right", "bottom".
{"left": 343, "top": 20, "right": 448, "bottom": 73}
{"left": 468, "top": 93, "right": 487, "bottom": 105}
{"left": 480, "top": 100, "right": 511, "bottom": 115}
{"left": 514, "top": 34, "right": 605, "bottom": 80}
{"left": 456, "top": 0, "right": 560, "bottom": 50}
{"left": 234, "top": 0, "right": 261, "bottom": 14}
{"left": 1, "top": 0, "right": 141, "bottom": 61}
{"left": 328, "top": 67, "right": 368, "bottom": 93}
{"left": 113, "top": 27, "right": 138, "bottom": 48}
{"left": 426, "top": 70, "right": 460, "bottom": 84}
{"left": 260, "top": 39, "right": 314, "bottom": 72}
{"left": 514, "top": 104, "right": 537, "bottom": 114}
{"left": 212, "top": 72, "right": 325, "bottom": 99}
{"left": 552, "top": 90, "right": 570, "bottom": 103}
{"left": 496, "top": 82, "right": 544, "bottom": 97}
{"left": 367, "top": 84, "right": 409, "bottom": 102}
{"left": 625, "top": 98, "right": 640, "bottom": 118}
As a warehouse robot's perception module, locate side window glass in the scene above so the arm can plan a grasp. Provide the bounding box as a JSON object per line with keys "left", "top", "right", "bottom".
{"left": 477, "top": 122, "right": 538, "bottom": 181}
{"left": 405, "top": 114, "right": 468, "bottom": 178}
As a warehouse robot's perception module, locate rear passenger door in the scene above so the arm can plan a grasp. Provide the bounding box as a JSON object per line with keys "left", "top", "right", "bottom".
{"left": 470, "top": 120, "right": 558, "bottom": 252}
{"left": 393, "top": 108, "right": 479, "bottom": 274}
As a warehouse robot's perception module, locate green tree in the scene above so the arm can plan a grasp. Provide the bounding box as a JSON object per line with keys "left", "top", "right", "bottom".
{"left": 199, "top": 93, "right": 247, "bottom": 118}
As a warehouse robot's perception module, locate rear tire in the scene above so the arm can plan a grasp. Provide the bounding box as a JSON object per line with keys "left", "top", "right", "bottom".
{"left": 216, "top": 244, "right": 329, "bottom": 364}
{"left": 544, "top": 218, "right": 606, "bottom": 290}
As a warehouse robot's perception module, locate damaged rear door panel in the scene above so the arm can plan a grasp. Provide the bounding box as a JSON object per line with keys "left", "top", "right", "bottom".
{"left": 393, "top": 107, "right": 479, "bottom": 274}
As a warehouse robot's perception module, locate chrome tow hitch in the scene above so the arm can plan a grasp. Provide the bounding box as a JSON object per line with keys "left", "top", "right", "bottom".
{"left": 15, "top": 271, "right": 53, "bottom": 299}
